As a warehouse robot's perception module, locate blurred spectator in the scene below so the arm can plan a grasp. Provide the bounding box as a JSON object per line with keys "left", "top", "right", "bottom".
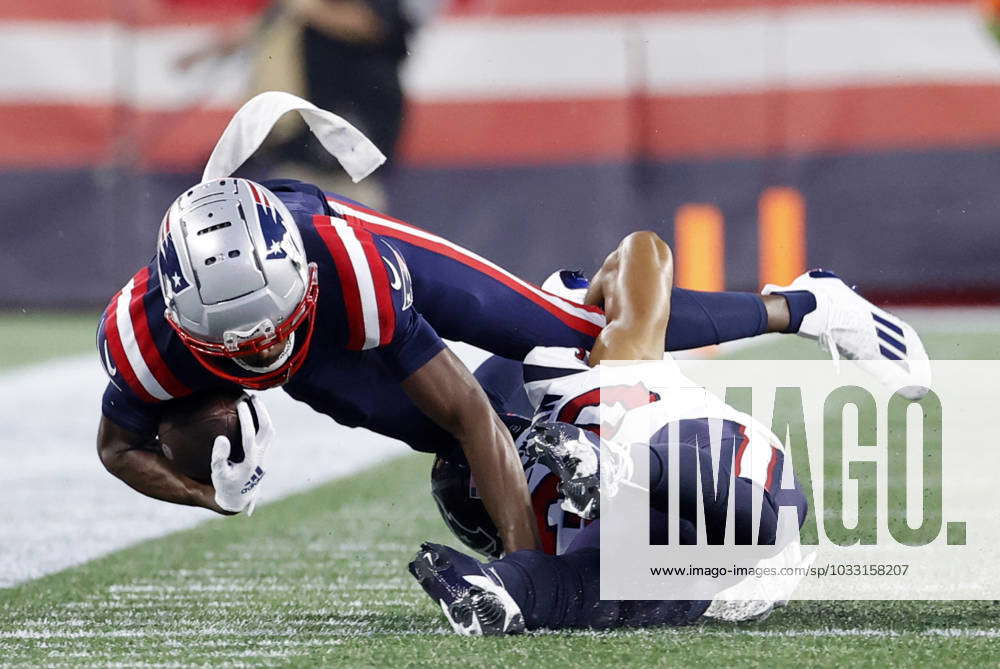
{"left": 177, "top": 0, "right": 440, "bottom": 208}
{"left": 272, "top": 0, "right": 416, "bottom": 208}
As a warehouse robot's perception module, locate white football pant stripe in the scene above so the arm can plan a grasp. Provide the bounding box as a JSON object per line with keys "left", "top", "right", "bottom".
{"left": 329, "top": 199, "right": 606, "bottom": 330}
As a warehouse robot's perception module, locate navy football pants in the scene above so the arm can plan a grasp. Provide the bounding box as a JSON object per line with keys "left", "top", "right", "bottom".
{"left": 346, "top": 219, "right": 774, "bottom": 454}
{"left": 371, "top": 226, "right": 772, "bottom": 360}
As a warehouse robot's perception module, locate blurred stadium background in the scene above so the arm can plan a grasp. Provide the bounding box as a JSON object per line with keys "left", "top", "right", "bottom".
{"left": 3, "top": 0, "right": 1000, "bottom": 664}
{"left": 4, "top": 0, "right": 1000, "bottom": 311}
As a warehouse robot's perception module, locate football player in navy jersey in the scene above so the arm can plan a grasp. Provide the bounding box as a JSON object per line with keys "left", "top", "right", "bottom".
{"left": 95, "top": 177, "right": 930, "bottom": 556}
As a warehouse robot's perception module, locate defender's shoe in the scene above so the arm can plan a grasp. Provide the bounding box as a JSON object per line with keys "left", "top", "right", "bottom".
{"left": 763, "top": 270, "right": 931, "bottom": 400}
{"left": 541, "top": 269, "right": 590, "bottom": 303}
{"left": 526, "top": 422, "right": 604, "bottom": 519}
{"left": 408, "top": 543, "right": 525, "bottom": 636}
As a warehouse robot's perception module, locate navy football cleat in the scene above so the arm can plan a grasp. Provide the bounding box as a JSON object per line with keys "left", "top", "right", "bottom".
{"left": 408, "top": 542, "right": 525, "bottom": 636}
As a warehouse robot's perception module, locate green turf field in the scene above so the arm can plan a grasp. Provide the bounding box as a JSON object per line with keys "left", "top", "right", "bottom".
{"left": 0, "top": 310, "right": 99, "bottom": 370}
{"left": 3, "top": 453, "right": 999, "bottom": 667}
{"left": 2, "top": 313, "right": 999, "bottom": 667}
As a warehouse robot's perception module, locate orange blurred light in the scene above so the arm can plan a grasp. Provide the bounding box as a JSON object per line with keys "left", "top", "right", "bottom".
{"left": 674, "top": 204, "right": 725, "bottom": 292}
{"left": 758, "top": 187, "right": 807, "bottom": 289}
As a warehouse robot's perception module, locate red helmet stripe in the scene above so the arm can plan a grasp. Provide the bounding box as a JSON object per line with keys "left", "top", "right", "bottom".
{"left": 247, "top": 181, "right": 263, "bottom": 204}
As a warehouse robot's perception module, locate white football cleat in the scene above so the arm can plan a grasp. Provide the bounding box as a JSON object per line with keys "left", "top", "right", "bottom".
{"left": 763, "top": 270, "right": 931, "bottom": 400}
{"left": 541, "top": 269, "right": 590, "bottom": 303}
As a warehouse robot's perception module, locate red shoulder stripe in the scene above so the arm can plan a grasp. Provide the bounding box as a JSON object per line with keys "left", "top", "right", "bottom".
{"left": 102, "top": 298, "right": 157, "bottom": 403}
{"left": 129, "top": 267, "right": 190, "bottom": 398}
{"left": 345, "top": 220, "right": 396, "bottom": 347}
{"left": 313, "top": 215, "right": 366, "bottom": 350}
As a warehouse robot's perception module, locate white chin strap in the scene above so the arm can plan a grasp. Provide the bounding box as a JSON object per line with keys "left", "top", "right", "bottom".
{"left": 233, "top": 332, "right": 296, "bottom": 374}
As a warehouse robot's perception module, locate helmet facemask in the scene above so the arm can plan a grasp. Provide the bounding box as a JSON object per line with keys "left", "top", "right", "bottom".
{"left": 165, "top": 264, "right": 319, "bottom": 390}
{"left": 158, "top": 178, "right": 320, "bottom": 390}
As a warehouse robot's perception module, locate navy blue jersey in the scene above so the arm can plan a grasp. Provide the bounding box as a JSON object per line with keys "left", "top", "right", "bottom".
{"left": 98, "top": 179, "right": 607, "bottom": 454}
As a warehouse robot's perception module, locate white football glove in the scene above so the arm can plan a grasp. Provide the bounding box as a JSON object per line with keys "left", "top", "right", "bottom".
{"left": 210, "top": 394, "right": 274, "bottom": 515}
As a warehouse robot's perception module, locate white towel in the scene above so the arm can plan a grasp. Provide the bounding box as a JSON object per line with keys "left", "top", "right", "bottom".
{"left": 202, "top": 91, "right": 386, "bottom": 184}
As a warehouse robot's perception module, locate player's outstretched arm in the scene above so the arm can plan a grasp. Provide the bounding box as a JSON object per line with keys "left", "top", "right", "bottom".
{"left": 585, "top": 230, "right": 674, "bottom": 365}
{"left": 96, "top": 416, "right": 235, "bottom": 515}
{"left": 401, "top": 348, "right": 542, "bottom": 553}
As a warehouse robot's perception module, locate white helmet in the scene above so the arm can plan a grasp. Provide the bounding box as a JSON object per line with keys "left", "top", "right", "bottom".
{"left": 157, "top": 178, "right": 319, "bottom": 389}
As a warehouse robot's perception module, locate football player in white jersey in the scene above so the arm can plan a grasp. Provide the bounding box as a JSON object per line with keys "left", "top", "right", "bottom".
{"left": 408, "top": 231, "right": 818, "bottom": 635}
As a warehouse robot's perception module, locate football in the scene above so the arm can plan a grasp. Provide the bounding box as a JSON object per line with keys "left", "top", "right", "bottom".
{"left": 157, "top": 389, "right": 247, "bottom": 484}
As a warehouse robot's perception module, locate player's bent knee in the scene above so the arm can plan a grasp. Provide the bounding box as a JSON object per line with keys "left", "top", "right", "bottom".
{"left": 620, "top": 231, "right": 671, "bottom": 264}
{"left": 618, "top": 231, "right": 673, "bottom": 284}
{"left": 621, "top": 229, "right": 664, "bottom": 249}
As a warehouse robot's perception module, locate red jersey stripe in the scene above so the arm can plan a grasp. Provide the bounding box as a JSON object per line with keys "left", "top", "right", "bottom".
{"left": 764, "top": 448, "right": 781, "bottom": 492}
{"left": 733, "top": 424, "right": 750, "bottom": 478}
{"left": 128, "top": 268, "right": 190, "bottom": 398}
{"left": 348, "top": 223, "right": 396, "bottom": 347}
{"left": 313, "top": 216, "right": 366, "bottom": 350}
{"left": 102, "top": 298, "right": 157, "bottom": 404}
{"left": 102, "top": 290, "right": 120, "bottom": 323}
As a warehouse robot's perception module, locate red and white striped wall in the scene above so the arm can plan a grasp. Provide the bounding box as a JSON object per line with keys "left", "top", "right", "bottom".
{"left": 2, "top": 0, "right": 1000, "bottom": 168}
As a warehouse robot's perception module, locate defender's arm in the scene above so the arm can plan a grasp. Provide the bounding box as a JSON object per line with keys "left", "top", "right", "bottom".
{"left": 402, "top": 348, "right": 541, "bottom": 553}
{"left": 97, "top": 416, "right": 234, "bottom": 515}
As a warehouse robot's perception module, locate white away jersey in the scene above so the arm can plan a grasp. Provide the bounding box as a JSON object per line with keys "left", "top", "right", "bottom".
{"left": 522, "top": 346, "right": 786, "bottom": 494}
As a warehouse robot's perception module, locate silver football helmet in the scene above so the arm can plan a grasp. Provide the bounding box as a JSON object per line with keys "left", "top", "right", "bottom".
{"left": 157, "top": 178, "right": 319, "bottom": 389}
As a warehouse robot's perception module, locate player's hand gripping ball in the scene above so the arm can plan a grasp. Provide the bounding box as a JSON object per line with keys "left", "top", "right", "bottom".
{"left": 210, "top": 394, "right": 275, "bottom": 515}
{"left": 157, "top": 389, "right": 246, "bottom": 484}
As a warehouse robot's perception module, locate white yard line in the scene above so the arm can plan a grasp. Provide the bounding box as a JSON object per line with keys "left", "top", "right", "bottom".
{"left": 0, "top": 346, "right": 482, "bottom": 588}
{"left": 710, "top": 628, "right": 1000, "bottom": 638}
{"left": 532, "top": 627, "right": 1000, "bottom": 639}
{"left": 3, "top": 626, "right": 998, "bottom": 640}
{"left": 3, "top": 307, "right": 995, "bottom": 589}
